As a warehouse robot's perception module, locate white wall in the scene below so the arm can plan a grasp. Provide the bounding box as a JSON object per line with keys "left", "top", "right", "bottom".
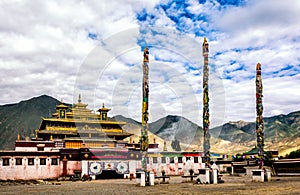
{"left": 0, "top": 156, "right": 60, "bottom": 180}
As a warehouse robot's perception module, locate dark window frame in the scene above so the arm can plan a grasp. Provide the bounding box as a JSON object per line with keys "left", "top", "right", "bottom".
{"left": 161, "top": 157, "right": 166, "bottom": 163}
{"left": 170, "top": 157, "right": 174, "bottom": 164}
{"left": 15, "top": 158, "right": 22, "bottom": 165}
{"left": 178, "top": 157, "right": 183, "bottom": 163}
{"left": 37, "top": 147, "right": 44, "bottom": 151}
{"left": 51, "top": 158, "right": 58, "bottom": 165}
{"left": 28, "top": 158, "right": 34, "bottom": 166}
{"left": 3, "top": 158, "right": 10, "bottom": 166}
{"left": 40, "top": 158, "right": 46, "bottom": 165}
{"left": 153, "top": 157, "right": 158, "bottom": 163}
{"left": 194, "top": 157, "right": 199, "bottom": 163}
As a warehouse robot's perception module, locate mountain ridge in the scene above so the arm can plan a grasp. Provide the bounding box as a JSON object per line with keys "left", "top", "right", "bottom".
{"left": 0, "top": 95, "right": 299, "bottom": 155}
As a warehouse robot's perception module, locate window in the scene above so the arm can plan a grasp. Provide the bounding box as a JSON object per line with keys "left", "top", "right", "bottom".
{"left": 178, "top": 157, "right": 182, "bottom": 163}
{"left": 102, "top": 113, "right": 107, "bottom": 120}
{"left": 37, "top": 147, "right": 44, "bottom": 151}
{"left": 15, "top": 158, "right": 22, "bottom": 165}
{"left": 170, "top": 157, "right": 174, "bottom": 164}
{"left": 28, "top": 158, "right": 34, "bottom": 166}
{"left": 3, "top": 158, "right": 9, "bottom": 166}
{"left": 153, "top": 157, "right": 157, "bottom": 163}
{"left": 186, "top": 157, "right": 190, "bottom": 161}
{"left": 194, "top": 157, "right": 199, "bottom": 163}
{"left": 60, "top": 110, "right": 66, "bottom": 118}
{"left": 161, "top": 157, "right": 166, "bottom": 163}
{"left": 51, "top": 158, "right": 58, "bottom": 165}
{"left": 40, "top": 158, "right": 46, "bottom": 165}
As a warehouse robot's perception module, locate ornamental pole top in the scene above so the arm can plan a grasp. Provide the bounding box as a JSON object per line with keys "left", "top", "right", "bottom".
{"left": 143, "top": 47, "right": 149, "bottom": 62}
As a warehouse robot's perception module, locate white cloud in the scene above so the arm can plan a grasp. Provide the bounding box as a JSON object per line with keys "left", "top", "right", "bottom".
{"left": 0, "top": 0, "right": 158, "bottom": 104}
{"left": 0, "top": 0, "right": 299, "bottom": 129}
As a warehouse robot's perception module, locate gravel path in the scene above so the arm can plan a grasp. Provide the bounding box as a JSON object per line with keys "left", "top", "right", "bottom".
{"left": 1, "top": 175, "right": 300, "bottom": 195}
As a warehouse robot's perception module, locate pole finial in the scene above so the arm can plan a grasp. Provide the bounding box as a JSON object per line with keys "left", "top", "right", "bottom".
{"left": 143, "top": 47, "right": 149, "bottom": 62}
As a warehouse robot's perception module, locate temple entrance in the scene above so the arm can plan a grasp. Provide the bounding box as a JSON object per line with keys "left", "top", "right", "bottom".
{"left": 95, "top": 170, "right": 124, "bottom": 179}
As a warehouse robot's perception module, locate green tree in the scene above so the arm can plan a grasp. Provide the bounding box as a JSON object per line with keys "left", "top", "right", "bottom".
{"left": 171, "top": 138, "right": 181, "bottom": 151}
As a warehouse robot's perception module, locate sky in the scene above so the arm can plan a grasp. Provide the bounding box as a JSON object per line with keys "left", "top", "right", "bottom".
{"left": 0, "top": 0, "right": 300, "bottom": 127}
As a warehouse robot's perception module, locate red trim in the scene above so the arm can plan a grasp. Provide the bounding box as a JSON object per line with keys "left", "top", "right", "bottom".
{"left": 15, "top": 141, "right": 55, "bottom": 148}
{"left": 182, "top": 153, "right": 200, "bottom": 157}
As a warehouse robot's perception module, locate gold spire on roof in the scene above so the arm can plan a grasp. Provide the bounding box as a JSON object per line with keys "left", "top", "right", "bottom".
{"left": 74, "top": 94, "right": 88, "bottom": 108}
{"left": 98, "top": 103, "right": 110, "bottom": 111}
{"left": 56, "top": 99, "right": 68, "bottom": 109}
{"left": 78, "top": 94, "right": 82, "bottom": 103}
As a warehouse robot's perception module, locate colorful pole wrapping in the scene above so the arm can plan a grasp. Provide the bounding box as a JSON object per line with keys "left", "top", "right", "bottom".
{"left": 202, "top": 38, "right": 210, "bottom": 157}
{"left": 256, "top": 63, "right": 264, "bottom": 156}
{"left": 141, "top": 47, "right": 149, "bottom": 171}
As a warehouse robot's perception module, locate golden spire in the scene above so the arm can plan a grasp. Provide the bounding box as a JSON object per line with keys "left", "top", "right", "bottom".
{"left": 17, "top": 133, "right": 20, "bottom": 141}
{"left": 203, "top": 37, "right": 207, "bottom": 44}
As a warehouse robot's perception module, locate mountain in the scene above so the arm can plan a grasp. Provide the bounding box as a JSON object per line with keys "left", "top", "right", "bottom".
{"left": 111, "top": 115, "right": 171, "bottom": 151}
{"left": 0, "top": 95, "right": 60, "bottom": 150}
{"left": 148, "top": 115, "right": 202, "bottom": 151}
{"left": 210, "top": 112, "right": 300, "bottom": 143}
{"left": 0, "top": 95, "right": 299, "bottom": 156}
{"left": 208, "top": 112, "right": 300, "bottom": 155}
{"left": 126, "top": 112, "right": 300, "bottom": 155}
{"left": 210, "top": 121, "right": 255, "bottom": 143}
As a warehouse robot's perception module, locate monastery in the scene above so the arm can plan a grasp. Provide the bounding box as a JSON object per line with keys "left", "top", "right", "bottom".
{"left": 0, "top": 95, "right": 205, "bottom": 181}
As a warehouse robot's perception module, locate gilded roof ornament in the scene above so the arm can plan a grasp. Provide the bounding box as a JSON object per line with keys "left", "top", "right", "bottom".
{"left": 78, "top": 94, "right": 82, "bottom": 103}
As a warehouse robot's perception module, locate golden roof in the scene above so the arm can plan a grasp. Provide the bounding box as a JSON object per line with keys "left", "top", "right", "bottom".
{"left": 56, "top": 103, "right": 68, "bottom": 109}
{"left": 98, "top": 103, "right": 111, "bottom": 112}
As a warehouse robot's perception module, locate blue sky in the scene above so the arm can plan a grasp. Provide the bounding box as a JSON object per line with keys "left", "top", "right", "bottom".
{"left": 0, "top": 0, "right": 299, "bottom": 127}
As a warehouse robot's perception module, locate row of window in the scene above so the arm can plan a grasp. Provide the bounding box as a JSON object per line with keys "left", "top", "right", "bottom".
{"left": 149, "top": 156, "right": 199, "bottom": 164}
{"left": 2, "top": 156, "right": 199, "bottom": 166}
{"left": 2, "top": 158, "right": 58, "bottom": 166}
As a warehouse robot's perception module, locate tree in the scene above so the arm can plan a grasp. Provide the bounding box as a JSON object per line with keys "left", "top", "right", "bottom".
{"left": 171, "top": 138, "right": 181, "bottom": 151}
{"left": 285, "top": 149, "right": 300, "bottom": 158}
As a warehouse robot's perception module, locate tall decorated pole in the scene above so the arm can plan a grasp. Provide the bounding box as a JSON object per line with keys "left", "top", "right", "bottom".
{"left": 202, "top": 37, "right": 210, "bottom": 159}
{"left": 256, "top": 63, "right": 264, "bottom": 157}
{"left": 141, "top": 47, "right": 149, "bottom": 171}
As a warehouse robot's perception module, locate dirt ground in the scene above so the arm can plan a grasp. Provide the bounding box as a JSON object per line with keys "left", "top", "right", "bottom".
{"left": 1, "top": 175, "right": 300, "bottom": 195}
